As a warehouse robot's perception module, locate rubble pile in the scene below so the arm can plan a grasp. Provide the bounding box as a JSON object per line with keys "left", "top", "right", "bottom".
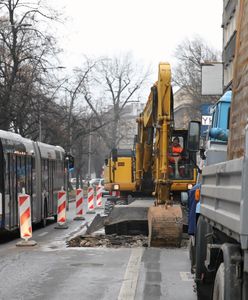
{"left": 67, "top": 234, "right": 148, "bottom": 248}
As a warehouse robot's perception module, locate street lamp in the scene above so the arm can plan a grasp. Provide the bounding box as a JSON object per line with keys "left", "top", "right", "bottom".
{"left": 88, "top": 120, "right": 92, "bottom": 180}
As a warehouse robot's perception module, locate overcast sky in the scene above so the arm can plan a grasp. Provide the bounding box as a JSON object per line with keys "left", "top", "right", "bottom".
{"left": 50, "top": 0, "right": 223, "bottom": 76}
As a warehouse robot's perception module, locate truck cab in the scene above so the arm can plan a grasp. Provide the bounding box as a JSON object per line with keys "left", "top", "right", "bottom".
{"left": 203, "top": 90, "right": 232, "bottom": 165}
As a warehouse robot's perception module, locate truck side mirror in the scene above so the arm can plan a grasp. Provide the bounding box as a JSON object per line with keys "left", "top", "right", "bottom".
{"left": 187, "top": 121, "right": 201, "bottom": 152}
{"left": 104, "top": 158, "right": 108, "bottom": 166}
{"left": 200, "top": 148, "right": 206, "bottom": 160}
{"left": 112, "top": 148, "right": 118, "bottom": 162}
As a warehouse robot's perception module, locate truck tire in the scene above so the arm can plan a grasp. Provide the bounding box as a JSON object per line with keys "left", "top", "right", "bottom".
{"left": 195, "top": 216, "right": 213, "bottom": 300}
{"left": 212, "top": 263, "right": 224, "bottom": 300}
{"left": 104, "top": 198, "right": 115, "bottom": 216}
{"left": 188, "top": 235, "right": 196, "bottom": 274}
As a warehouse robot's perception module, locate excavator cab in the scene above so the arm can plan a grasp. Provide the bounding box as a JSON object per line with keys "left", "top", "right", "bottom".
{"left": 168, "top": 132, "right": 195, "bottom": 181}
{"left": 168, "top": 130, "right": 198, "bottom": 198}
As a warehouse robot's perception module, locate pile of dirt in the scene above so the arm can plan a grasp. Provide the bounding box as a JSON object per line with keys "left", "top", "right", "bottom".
{"left": 67, "top": 234, "right": 148, "bottom": 248}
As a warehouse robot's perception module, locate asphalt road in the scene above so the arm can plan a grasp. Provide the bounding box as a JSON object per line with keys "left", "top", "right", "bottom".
{"left": 0, "top": 199, "right": 196, "bottom": 300}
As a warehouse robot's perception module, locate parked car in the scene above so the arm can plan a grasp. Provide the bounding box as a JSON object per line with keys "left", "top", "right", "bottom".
{"left": 70, "top": 178, "right": 88, "bottom": 189}
{"left": 89, "top": 178, "right": 102, "bottom": 188}
{"left": 70, "top": 178, "right": 76, "bottom": 190}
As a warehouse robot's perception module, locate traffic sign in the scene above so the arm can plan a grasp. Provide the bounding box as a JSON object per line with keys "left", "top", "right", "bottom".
{"left": 202, "top": 115, "right": 212, "bottom": 126}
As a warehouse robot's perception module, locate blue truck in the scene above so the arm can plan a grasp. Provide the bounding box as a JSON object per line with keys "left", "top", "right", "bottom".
{"left": 187, "top": 91, "right": 232, "bottom": 285}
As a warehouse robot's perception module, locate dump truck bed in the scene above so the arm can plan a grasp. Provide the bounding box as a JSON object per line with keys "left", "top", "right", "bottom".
{"left": 200, "top": 156, "right": 248, "bottom": 249}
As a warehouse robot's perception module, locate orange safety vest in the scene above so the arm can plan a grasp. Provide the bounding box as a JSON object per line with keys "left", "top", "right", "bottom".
{"left": 169, "top": 145, "right": 183, "bottom": 163}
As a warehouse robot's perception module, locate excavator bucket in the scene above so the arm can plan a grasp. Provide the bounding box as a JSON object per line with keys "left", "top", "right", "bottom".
{"left": 148, "top": 205, "right": 183, "bottom": 247}
{"left": 104, "top": 199, "right": 153, "bottom": 235}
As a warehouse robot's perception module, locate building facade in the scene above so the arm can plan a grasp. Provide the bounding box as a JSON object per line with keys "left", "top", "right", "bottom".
{"left": 118, "top": 102, "right": 145, "bottom": 149}
{"left": 222, "top": 0, "right": 239, "bottom": 90}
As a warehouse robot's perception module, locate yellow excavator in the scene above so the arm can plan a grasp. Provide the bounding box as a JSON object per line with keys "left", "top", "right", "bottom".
{"left": 100, "top": 62, "right": 198, "bottom": 247}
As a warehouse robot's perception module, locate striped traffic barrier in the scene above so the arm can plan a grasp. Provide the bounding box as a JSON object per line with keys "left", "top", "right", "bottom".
{"left": 87, "top": 186, "right": 95, "bottom": 214}
{"left": 74, "top": 188, "right": 85, "bottom": 220}
{"left": 96, "top": 185, "right": 103, "bottom": 208}
{"left": 16, "top": 192, "right": 37, "bottom": 246}
{"left": 55, "top": 189, "right": 68, "bottom": 229}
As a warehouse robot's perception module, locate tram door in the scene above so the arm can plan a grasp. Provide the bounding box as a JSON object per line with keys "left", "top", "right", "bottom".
{"left": 48, "top": 160, "right": 55, "bottom": 215}
{"left": 6, "top": 153, "right": 18, "bottom": 230}
{"left": 5, "top": 154, "right": 33, "bottom": 230}
{"left": 0, "top": 142, "right": 4, "bottom": 229}
{"left": 42, "top": 159, "right": 55, "bottom": 217}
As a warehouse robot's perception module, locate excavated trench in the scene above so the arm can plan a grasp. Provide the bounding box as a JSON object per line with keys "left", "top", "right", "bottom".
{"left": 67, "top": 233, "right": 148, "bottom": 248}
{"left": 67, "top": 232, "right": 189, "bottom": 248}
{"left": 67, "top": 204, "right": 189, "bottom": 249}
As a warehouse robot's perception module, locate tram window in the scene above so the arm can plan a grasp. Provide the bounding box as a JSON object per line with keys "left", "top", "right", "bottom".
{"left": 4, "top": 153, "right": 10, "bottom": 197}
{"left": 26, "top": 156, "right": 32, "bottom": 196}
{"left": 16, "top": 156, "right": 25, "bottom": 194}
{"left": 53, "top": 161, "right": 56, "bottom": 190}
{"left": 42, "top": 159, "right": 48, "bottom": 190}
{"left": 56, "top": 160, "right": 63, "bottom": 190}
{"left": 32, "top": 157, "right": 36, "bottom": 195}
{"left": 58, "top": 160, "right": 64, "bottom": 189}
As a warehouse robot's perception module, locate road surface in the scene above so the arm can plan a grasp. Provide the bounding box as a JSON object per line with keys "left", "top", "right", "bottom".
{"left": 0, "top": 199, "right": 196, "bottom": 300}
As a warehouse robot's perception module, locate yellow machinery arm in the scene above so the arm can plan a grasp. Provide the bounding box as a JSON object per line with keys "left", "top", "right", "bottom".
{"left": 153, "top": 62, "right": 173, "bottom": 205}
{"left": 136, "top": 62, "right": 173, "bottom": 204}
{"left": 137, "top": 62, "right": 183, "bottom": 247}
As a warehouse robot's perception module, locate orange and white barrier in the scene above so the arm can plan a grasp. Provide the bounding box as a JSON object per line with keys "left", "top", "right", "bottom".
{"left": 96, "top": 185, "right": 103, "bottom": 208}
{"left": 76, "top": 188, "right": 84, "bottom": 215}
{"left": 16, "top": 192, "right": 37, "bottom": 246}
{"left": 18, "top": 194, "right": 32, "bottom": 241}
{"left": 55, "top": 190, "right": 68, "bottom": 228}
{"left": 87, "top": 186, "right": 95, "bottom": 213}
{"left": 74, "top": 188, "right": 85, "bottom": 220}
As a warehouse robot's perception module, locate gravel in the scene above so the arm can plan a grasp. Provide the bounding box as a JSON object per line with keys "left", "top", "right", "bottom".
{"left": 67, "top": 233, "right": 148, "bottom": 248}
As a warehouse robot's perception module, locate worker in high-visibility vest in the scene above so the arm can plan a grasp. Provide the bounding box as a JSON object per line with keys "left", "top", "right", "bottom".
{"left": 168, "top": 137, "right": 185, "bottom": 178}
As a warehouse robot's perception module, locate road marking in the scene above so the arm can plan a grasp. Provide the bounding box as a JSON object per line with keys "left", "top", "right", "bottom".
{"left": 118, "top": 248, "right": 144, "bottom": 300}
{"left": 38, "top": 232, "right": 48, "bottom": 237}
{"left": 179, "top": 272, "right": 194, "bottom": 281}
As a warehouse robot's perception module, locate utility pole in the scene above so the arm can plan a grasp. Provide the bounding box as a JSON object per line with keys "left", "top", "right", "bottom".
{"left": 88, "top": 121, "right": 92, "bottom": 179}
{"left": 39, "top": 116, "right": 42, "bottom": 142}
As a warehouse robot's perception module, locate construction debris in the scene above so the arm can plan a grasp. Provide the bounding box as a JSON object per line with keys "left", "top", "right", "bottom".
{"left": 67, "top": 234, "right": 148, "bottom": 248}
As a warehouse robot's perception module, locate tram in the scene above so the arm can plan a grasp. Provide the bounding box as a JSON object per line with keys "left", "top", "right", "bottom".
{"left": 0, "top": 130, "right": 66, "bottom": 231}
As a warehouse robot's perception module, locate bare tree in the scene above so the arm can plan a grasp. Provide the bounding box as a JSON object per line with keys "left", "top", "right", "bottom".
{"left": 173, "top": 36, "right": 221, "bottom": 107}
{"left": 55, "top": 54, "right": 150, "bottom": 179}
{"left": 0, "top": 0, "right": 61, "bottom": 133}
{"left": 77, "top": 54, "right": 150, "bottom": 150}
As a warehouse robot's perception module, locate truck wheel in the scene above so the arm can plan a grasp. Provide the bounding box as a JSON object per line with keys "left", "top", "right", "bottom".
{"left": 104, "top": 199, "right": 115, "bottom": 216}
{"left": 195, "top": 216, "right": 213, "bottom": 300}
{"left": 212, "top": 263, "right": 224, "bottom": 300}
{"left": 188, "top": 236, "right": 196, "bottom": 274}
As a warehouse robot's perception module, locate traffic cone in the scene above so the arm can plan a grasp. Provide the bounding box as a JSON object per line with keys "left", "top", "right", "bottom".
{"left": 16, "top": 192, "right": 37, "bottom": 246}
{"left": 74, "top": 188, "right": 85, "bottom": 220}
{"left": 96, "top": 185, "right": 103, "bottom": 208}
{"left": 87, "top": 186, "right": 95, "bottom": 214}
{"left": 55, "top": 189, "right": 68, "bottom": 229}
